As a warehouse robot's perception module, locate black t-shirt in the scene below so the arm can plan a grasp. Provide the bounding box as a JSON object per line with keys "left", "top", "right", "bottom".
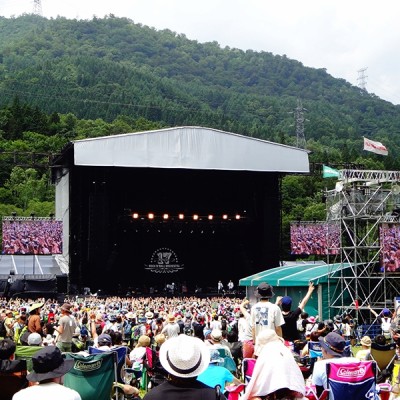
{"left": 281, "top": 307, "right": 302, "bottom": 341}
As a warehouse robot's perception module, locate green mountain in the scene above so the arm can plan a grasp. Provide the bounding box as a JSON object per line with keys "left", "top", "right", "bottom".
{"left": 1, "top": 14, "right": 399, "bottom": 163}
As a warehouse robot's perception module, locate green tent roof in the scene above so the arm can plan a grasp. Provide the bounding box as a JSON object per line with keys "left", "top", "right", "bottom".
{"left": 239, "top": 262, "right": 352, "bottom": 287}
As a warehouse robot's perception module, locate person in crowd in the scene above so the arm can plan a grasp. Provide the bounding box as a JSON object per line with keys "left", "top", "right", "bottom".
{"left": 161, "top": 314, "right": 180, "bottom": 339}
{"left": 218, "top": 280, "right": 224, "bottom": 295}
{"left": 368, "top": 305, "right": 393, "bottom": 342}
{"left": 249, "top": 282, "right": 285, "bottom": 353}
{"left": 13, "top": 314, "right": 28, "bottom": 345}
{"left": 12, "top": 346, "right": 81, "bottom": 400}
{"left": 4, "top": 310, "right": 15, "bottom": 338}
{"left": 0, "top": 338, "right": 29, "bottom": 400}
{"left": 276, "top": 281, "right": 314, "bottom": 343}
{"left": 54, "top": 303, "right": 77, "bottom": 352}
{"left": 197, "top": 348, "right": 242, "bottom": 394}
{"left": 239, "top": 298, "right": 254, "bottom": 358}
{"left": 27, "top": 332, "right": 43, "bottom": 346}
{"left": 27, "top": 302, "right": 43, "bottom": 335}
{"left": 242, "top": 328, "right": 305, "bottom": 400}
{"left": 312, "top": 332, "right": 357, "bottom": 398}
{"left": 129, "top": 334, "right": 151, "bottom": 366}
{"left": 192, "top": 314, "right": 206, "bottom": 341}
{"left": 205, "top": 328, "right": 233, "bottom": 358}
{"left": 142, "top": 334, "right": 227, "bottom": 399}
{"left": 355, "top": 335, "right": 372, "bottom": 361}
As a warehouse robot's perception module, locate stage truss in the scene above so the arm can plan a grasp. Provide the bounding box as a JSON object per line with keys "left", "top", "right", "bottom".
{"left": 325, "top": 169, "right": 400, "bottom": 325}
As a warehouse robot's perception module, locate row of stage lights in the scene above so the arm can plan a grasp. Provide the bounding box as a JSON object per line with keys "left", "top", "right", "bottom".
{"left": 131, "top": 213, "right": 243, "bottom": 221}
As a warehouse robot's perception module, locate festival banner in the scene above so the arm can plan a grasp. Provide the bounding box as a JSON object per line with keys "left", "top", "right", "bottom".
{"left": 322, "top": 165, "right": 340, "bottom": 178}
{"left": 363, "top": 137, "right": 388, "bottom": 156}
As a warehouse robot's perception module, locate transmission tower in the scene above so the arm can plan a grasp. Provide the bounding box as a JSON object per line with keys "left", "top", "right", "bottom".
{"left": 357, "top": 67, "right": 368, "bottom": 92}
{"left": 293, "top": 98, "right": 307, "bottom": 149}
{"left": 33, "top": 0, "right": 43, "bottom": 16}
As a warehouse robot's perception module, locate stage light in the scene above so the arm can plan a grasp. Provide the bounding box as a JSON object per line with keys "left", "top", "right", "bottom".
{"left": 222, "top": 214, "right": 228, "bottom": 220}
{"left": 193, "top": 214, "right": 199, "bottom": 220}
{"left": 163, "top": 213, "right": 169, "bottom": 220}
{"left": 148, "top": 213, "right": 154, "bottom": 220}
{"left": 178, "top": 213, "right": 184, "bottom": 220}
{"left": 235, "top": 214, "right": 241, "bottom": 220}
{"left": 208, "top": 214, "right": 213, "bottom": 220}
{"left": 132, "top": 213, "right": 139, "bottom": 219}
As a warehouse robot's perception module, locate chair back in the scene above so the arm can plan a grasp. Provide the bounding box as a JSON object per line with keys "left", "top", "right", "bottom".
{"left": 64, "top": 351, "right": 118, "bottom": 400}
{"left": 88, "top": 345, "right": 128, "bottom": 383}
{"left": 14, "top": 345, "right": 42, "bottom": 372}
{"left": 241, "top": 357, "right": 256, "bottom": 385}
{"left": 308, "top": 341, "right": 322, "bottom": 359}
{"left": 216, "top": 347, "right": 237, "bottom": 374}
{"left": 370, "top": 342, "right": 397, "bottom": 373}
{"left": 326, "top": 360, "right": 379, "bottom": 399}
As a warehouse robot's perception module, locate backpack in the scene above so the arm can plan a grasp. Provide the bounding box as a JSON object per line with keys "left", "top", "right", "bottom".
{"left": 123, "top": 320, "right": 132, "bottom": 337}
{"left": 131, "top": 324, "right": 142, "bottom": 341}
{"left": 80, "top": 325, "right": 89, "bottom": 337}
{"left": 183, "top": 322, "right": 193, "bottom": 336}
{"left": 0, "top": 319, "right": 6, "bottom": 337}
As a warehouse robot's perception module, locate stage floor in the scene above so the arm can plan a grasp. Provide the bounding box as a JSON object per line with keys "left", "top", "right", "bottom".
{"left": 0, "top": 255, "right": 63, "bottom": 276}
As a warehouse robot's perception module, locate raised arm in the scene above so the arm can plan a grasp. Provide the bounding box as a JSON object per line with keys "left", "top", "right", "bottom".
{"left": 299, "top": 282, "right": 315, "bottom": 310}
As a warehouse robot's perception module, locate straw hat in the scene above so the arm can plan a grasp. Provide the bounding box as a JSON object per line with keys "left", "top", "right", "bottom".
{"left": 168, "top": 314, "right": 176, "bottom": 323}
{"left": 159, "top": 335, "right": 210, "bottom": 378}
{"left": 361, "top": 335, "right": 372, "bottom": 347}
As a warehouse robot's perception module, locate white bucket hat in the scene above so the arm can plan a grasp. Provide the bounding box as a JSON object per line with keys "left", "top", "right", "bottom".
{"left": 159, "top": 335, "right": 210, "bottom": 378}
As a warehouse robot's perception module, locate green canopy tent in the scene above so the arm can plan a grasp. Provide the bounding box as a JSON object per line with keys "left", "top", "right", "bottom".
{"left": 239, "top": 262, "right": 353, "bottom": 321}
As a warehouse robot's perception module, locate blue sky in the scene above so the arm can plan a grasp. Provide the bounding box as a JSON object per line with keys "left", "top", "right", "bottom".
{"left": 1, "top": 0, "right": 400, "bottom": 105}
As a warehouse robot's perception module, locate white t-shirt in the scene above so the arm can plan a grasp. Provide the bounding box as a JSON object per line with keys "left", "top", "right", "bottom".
{"left": 312, "top": 356, "right": 357, "bottom": 391}
{"left": 249, "top": 300, "right": 285, "bottom": 340}
{"left": 13, "top": 382, "right": 81, "bottom": 400}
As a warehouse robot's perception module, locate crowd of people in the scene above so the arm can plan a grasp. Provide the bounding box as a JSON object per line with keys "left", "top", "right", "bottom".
{"left": 2, "top": 220, "right": 63, "bottom": 255}
{"left": 1, "top": 283, "right": 400, "bottom": 399}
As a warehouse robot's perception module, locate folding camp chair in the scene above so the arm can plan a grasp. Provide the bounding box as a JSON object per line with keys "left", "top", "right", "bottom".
{"left": 88, "top": 345, "right": 128, "bottom": 383}
{"left": 308, "top": 340, "right": 322, "bottom": 374}
{"left": 14, "top": 345, "right": 42, "bottom": 373}
{"left": 369, "top": 342, "right": 397, "bottom": 383}
{"left": 143, "top": 346, "right": 167, "bottom": 391}
{"left": 64, "top": 351, "right": 119, "bottom": 400}
{"left": 241, "top": 357, "right": 256, "bottom": 386}
{"left": 216, "top": 347, "right": 238, "bottom": 376}
{"left": 326, "top": 360, "right": 379, "bottom": 399}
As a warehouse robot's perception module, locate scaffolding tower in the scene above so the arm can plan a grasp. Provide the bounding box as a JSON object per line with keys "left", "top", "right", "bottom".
{"left": 325, "top": 169, "right": 400, "bottom": 325}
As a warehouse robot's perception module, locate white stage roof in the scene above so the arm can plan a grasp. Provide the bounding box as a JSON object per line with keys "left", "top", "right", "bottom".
{"left": 73, "top": 126, "right": 310, "bottom": 173}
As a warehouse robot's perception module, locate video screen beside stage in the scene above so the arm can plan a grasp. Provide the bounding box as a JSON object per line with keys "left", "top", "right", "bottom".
{"left": 2, "top": 219, "right": 63, "bottom": 255}
{"left": 290, "top": 221, "right": 340, "bottom": 255}
{"left": 380, "top": 223, "right": 400, "bottom": 272}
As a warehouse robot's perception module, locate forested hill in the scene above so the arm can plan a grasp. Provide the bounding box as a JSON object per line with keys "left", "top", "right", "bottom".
{"left": 1, "top": 14, "right": 400, "bottom": 170}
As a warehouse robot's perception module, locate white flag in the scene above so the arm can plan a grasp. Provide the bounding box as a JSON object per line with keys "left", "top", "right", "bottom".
{"left": 363, "top": 137, "right": 388, "bottom": 156}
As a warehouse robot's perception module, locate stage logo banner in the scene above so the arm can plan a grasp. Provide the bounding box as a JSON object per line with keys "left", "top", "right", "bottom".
{"left": 322, "top": 165, "right": 340, "bottom": 178}
{"left": 144, "top": 247, "right": 184, "bottom": 273}
{"left": 363, "top": 137, "right": 388, "bottom": 156}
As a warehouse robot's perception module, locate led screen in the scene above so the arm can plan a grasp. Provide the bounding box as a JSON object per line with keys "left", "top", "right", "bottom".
{"left": 290, "top": 222, "right": 340, "bottom": 255}
{"left": 2, "top": 219, "right": 63, "bottom": 255}
{"left": 380, "top": 223, "right": 400, "bottom": 272}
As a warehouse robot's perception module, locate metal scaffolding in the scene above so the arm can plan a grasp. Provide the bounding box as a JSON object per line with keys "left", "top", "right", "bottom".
{"left": 325, "top": 169, "right": 400, "bottom": 324}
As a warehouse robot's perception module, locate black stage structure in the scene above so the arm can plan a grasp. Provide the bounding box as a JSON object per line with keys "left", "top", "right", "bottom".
{"left": 52, "top": 126, "right": 310, "bottom": 295}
